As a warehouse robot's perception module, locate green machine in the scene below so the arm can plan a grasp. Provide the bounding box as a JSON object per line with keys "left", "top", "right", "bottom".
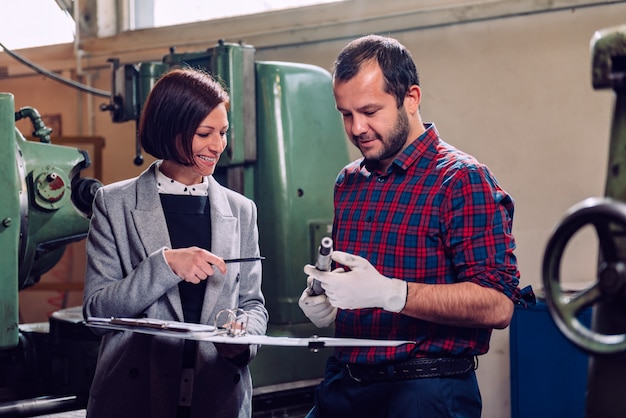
{"left": 100, "top": 40, "right": 351, "bottom": 396}
{"left": 542, "top": 25, "right": 626, "bottom": 418}
{"left": 0, "top": 93, "right": 103, "bottom": 414}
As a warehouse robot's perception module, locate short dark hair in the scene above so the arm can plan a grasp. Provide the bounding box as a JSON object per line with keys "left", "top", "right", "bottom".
{"left": 332, "top": 35, "right": 419, "bottom": 108}
{"left": 139, "top": 68, "right": 230, "bottom": 165}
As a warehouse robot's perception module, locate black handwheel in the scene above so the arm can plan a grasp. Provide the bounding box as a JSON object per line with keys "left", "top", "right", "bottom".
{"left": 542, "top": 197, "right": 626, "bottom": 354}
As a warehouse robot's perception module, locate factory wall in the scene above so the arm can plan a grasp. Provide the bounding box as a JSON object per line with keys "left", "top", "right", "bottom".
{"left": 1, "top": 2, "right": 625, "bottom": 417}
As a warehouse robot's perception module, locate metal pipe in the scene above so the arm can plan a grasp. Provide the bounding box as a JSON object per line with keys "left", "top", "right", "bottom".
{"left": 0, "top": 395, "right": 84, "bottom": 417}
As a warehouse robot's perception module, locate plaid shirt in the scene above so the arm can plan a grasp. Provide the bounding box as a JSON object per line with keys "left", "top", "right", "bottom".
{"left": 332, "top": 123, "right": 522, "bottom": 364}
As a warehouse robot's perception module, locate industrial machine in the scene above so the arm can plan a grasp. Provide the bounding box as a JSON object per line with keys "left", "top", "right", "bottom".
{"left": 0, "top": 94, "right": 103, "bottom": 415}
{"left": 0, "top": 40, "right": 350, "bottom": 416}
{"left": 542, "top": 25, "right": 626, "bottom": 418}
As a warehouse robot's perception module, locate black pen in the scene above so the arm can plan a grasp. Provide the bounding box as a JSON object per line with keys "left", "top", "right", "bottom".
{"left": 223, "top": 257, "right": 266, "bottom": 263}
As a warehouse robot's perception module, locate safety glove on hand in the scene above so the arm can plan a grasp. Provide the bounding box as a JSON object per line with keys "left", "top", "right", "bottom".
{"left": 298, "top": 276, "right": 338, "bottom": 328}
{"left": 303, "top": 251, "right": 407, "bottom": 313}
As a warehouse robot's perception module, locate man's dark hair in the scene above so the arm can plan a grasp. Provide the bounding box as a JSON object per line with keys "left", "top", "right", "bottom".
{"left": 332, "top": 35, "right": 419, "bottom": 107}
{"left": 139, "top": 68, "right": 230, "bottom": 165}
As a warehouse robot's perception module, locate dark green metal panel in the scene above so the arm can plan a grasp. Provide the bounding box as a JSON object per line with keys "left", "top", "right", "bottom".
{"left": 15, "top": 137, "right": 91, "bottom": 290}
{"left": 604, "top": 92, "right": 626, "bottom": 202}
{"left": 211, "top": 43, "right": 257, "bottom": 167}
{"left": 592, "top": 28, "right": 626, "bottom": 90}
{"left": 254, "top": 61, "right": 350, "bottom": 324}
{"left": 0, "top": 93, "right": 20, "bottom": 349}
{"left": 137, "top": 62, "right": 168, "bottom": 109}
{"left": 593, "top": 26, "right": 626, "bottom": 201}
{"left": 162, "top": 42, "right": 257, "bottom": 176}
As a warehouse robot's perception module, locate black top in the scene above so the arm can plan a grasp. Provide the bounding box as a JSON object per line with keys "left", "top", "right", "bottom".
{"left": 160, "top": 194, "right": 211, "bottom": 367}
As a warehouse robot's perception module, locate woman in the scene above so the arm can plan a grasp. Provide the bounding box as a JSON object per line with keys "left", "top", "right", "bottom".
{"left": 83, "top": 68, "right": 268, "bottom": 418}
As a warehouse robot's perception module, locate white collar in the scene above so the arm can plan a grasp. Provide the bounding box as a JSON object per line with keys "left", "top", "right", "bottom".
{"left": 155, "top": 161, "right": 209, "bottom": 196}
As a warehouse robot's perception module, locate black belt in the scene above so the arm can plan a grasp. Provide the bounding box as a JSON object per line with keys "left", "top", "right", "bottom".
{"left": 345, "top": 357, "right": 476, "bottom": 383}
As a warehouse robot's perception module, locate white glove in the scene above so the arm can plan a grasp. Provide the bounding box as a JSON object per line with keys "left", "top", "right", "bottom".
{"left": 303, "top": 251, "right": 407, "bottom": 312}
{"left": 298, "top": 276, "right": 337, "bottom": 328}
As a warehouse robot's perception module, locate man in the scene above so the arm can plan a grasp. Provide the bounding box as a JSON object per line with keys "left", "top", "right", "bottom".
{"left": 298, "top": 35, "right": 534, "bottom": 417}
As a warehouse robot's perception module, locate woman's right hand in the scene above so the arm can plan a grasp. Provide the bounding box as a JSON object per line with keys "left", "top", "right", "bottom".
{"left": 164, "top": 247, "right": 227, "bottom": 284}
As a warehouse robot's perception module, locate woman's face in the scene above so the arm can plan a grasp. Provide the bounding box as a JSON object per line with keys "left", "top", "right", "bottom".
{"left": 163, "top": 102, "right": 229, "bottom": 185}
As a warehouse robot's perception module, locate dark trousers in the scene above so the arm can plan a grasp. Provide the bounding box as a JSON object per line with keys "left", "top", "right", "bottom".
{"left": 306, "top": 356, "right": 482, "bottom": 418}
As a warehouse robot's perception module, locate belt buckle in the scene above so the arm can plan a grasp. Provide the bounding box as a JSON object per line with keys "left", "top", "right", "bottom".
{"left": 345, "top": 363, "right": 363, "bottom": 383}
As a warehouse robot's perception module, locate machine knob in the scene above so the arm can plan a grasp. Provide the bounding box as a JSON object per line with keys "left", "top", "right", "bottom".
{"left": 35, "top": 170, "right": 66, "bottom": 204}
{"left": 542, "top": 197, "right": 626, "bottom": 354}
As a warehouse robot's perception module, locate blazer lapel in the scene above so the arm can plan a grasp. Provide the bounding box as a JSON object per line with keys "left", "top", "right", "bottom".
{"left": 200, "top": 177, "right": 239, "bottom": 324}
{"left": 131, "top": 163, "right": 184, "bottom": 321}
{"left": 132, "top": 164, "right": 171, "bottom": 254}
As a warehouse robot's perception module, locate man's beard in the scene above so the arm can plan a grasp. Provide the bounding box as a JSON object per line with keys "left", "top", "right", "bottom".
{"left": 361, "top": 107, "right": 410, "bottom": 170}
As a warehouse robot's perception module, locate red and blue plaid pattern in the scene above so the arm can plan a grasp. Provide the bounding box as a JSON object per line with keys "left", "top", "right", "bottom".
{"left": 332, "top": 124, "right": 522, "bottom": 365}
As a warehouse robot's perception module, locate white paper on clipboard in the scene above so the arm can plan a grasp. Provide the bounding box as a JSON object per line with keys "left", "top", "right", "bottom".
{"left": 85, "top": 316, "right": 415, "bottom": 348}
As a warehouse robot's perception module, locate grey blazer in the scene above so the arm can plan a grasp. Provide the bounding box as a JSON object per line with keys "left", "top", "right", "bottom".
{"left": 83, "top": 162, "right": 268, "bottom": 418}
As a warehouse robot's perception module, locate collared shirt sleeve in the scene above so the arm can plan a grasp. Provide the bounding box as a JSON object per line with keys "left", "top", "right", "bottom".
{"left": 440, "top": 164, "right": 522, "bottom": 303}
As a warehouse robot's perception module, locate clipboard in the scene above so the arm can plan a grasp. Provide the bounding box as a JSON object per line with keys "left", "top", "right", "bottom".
{"left": 86, "top": 310, "right": 415, "bottom": 349}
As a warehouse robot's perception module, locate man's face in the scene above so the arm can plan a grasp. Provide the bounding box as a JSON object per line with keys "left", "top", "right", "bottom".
{"left": 333, "top": 61, "right": 410, "bottom": 171}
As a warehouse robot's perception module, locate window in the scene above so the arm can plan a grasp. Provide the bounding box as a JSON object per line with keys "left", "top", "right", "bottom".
{"left": 0, "top": 0, "right": 345, "bottom": 50}
{"left": 145, "top": 0, "right": 344, "bottom": 29}
{"left": 0, "top": 0, "right": 74, "bottom": 50}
